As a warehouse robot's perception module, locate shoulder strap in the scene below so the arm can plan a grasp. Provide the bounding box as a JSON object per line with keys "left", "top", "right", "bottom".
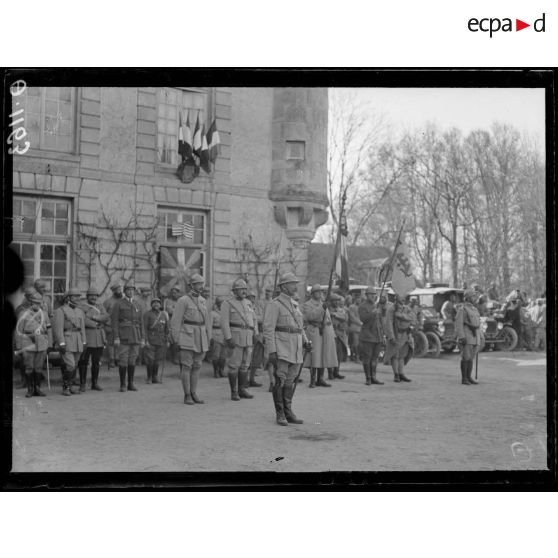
{"left": 228, "top": 299, "right": 250, "bottom": 326}
{"left": 277, "top": 298, "right": 302, "bottom": 328}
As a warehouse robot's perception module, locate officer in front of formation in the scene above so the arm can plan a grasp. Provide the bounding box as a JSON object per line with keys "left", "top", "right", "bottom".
{"left": 263, "top": 273, "right": 312, "bottom": 426}
{"left": 112, "top": 282, "right": 145, "bottom": 392}
{"left": 53, "top": 287, "right": 87, "bottom": 396}
{"left": 143, "top": 297, "right": 169, "bottom": 384}
{"left": 455, "top": 289, "right": 483, "bottom": 385}
{"left": 169, "top": 274, "right": 211, "bottom": 405}
{"left": 220, "top": 278, "right": 258, "bottom": 401}
{"left": 357, "top": 286, "right": 385, "bottom": 386}
{"left": 78, "top": 287, "right": 110, "bottom": 391}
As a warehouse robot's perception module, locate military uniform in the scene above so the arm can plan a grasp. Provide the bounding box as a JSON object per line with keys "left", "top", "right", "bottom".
{"left": 347, "top": 300, "right": 362, "bottom": 361}
{"left": 247, "top": 293, "right": 265, "bottom": 387}
{"left": 209, "top": 298, "right": 227, "bottom": 378}
{"left": 221, "top": 281, "right": 258, "bottom": 400}
{"left": 103, "top": 284, "right": 123, "bottom": 366}
{"left": 455, "top": 290, "right": 483, "bottom": 385}
{"left": 78, "top": 289, "right": 110, "bottom": 391}
{"left": 384, "top": 301, "right": 415, "bottom": 382}
{"left": 143, "top": 299, "right": 169, "bottom": 384}
{"left": 329, "top": 294, "right": 348, "bottom": 379}
{"left": 169, "top": 275, "right": 211, "bottom": 405}
{"left": 164, "top": 288, "right": 181, "bottom": 364}
{"left": 52, "top": 289, "right": 87, "bottom": 395}
{"left": 358, "top": 288, "right": 386, "bottom": 385}
{"left": 16, "top": 293, "right": 50, "bottom": 397}
{"left": 111, "top": 283, "right": 145, "bottom": 392}
{"left": 441, "top": 299, "right": 457, "bottom": 321}
{"left": 263, "top": 273, "right": 310, "bottom": 426}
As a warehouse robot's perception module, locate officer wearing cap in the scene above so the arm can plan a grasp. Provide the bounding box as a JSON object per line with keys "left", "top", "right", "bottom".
{"left": 111, "top": 281, "right": 145, "bottom": 392}
{"left": 143, "top": 297, "right": 169, "bottom": 384}
{"left": 358, "top": 286, "right": 385, "bottom": 386}
{"left": 15, "top": 290, "right": 51, "bottom": 397}
{"left": 455, "top": 289, "right": 483, "bottom": 385}
{"left": 103, "top": 282, "right": 124, "bottom": 368}
{"left": 263, "top": 272, "right": 312, "bottom": 426}
{"left": 301, "top": 284, "right": 337, "bottom": 388}
{"left": 210, "top": 296, "right": 227, "bottom": 378}
{"left": 53, "top": 287, "right": 87, "bottom": 396}
{"left": 220, "top": 278, "right": 259, "bottom": 401}
{"left": 78, "top": 287, "right": 110, "bottom": 391}
{"left": 164, "top": 285, "right": 181, "bottom": 365}
{"left": 170, "top": 273, "right": 211, "bottom": 405}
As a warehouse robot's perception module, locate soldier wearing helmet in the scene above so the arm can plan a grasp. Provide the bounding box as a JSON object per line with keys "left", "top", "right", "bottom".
{"left": 78, "top": 287, "right": 110, "bottom": 391}
{"left": 53, "top": 287, "right": 87, "bottom": 396}
{"left": 143, "top": 297, "right": 170, "bottom": 384}
{"left": 220, "top": 278, "right": 259, "bottom": 401}
{"left": 15, "top": 290, "right": 51, "bottom": 397}
{"left": 247, "top": 289, "right": 265, "bottom": 388}
{"left": 103, "top": 282, "right": 124, "bottom": 368}
{"left": 301, "top": 284, "right": 337, "bottom": 388}
{"left": 111, "top": 282, "right": 145, "bottom": 393}
{"left": 209, "top": 296, "right": 227, "bottom": 378}
{"left": 455, "top": 289, "right": 483, "bottom": 385}
{"left": 358, "top": 286, "right": 386, "bottom": 386}
{"left": 384, "top": 294, "right": 416, "bottom": 383}
{"left": 328, "top": 293, "right": 348, "bottom": 381}
{"left": 262, "top": 272, "right": 312, "bottom": 426}
{"left": 164, "top": 285, "right": 182, "bottom": 365}
{"left": 169, "top": 273, "right": 211, "bottom": 405}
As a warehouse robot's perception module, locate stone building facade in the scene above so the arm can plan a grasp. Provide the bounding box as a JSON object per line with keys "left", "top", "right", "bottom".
{"left": 11, "top": 86, "right": 329, "bottom": 306}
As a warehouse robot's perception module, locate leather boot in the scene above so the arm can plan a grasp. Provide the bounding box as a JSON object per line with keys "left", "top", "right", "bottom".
{"left": 212, "top": 362, "right": 220, "bottom": 378}
{"left": 228, "top": 372, "right": 240, "bottom": 401}
{"left": 190, "top": 368, "right": 204, "bottom": 403}
{"left": 60, "top": 363, "right": 71, "bottom": 396}
{"left": 363, "top": 364, "right": 371, "bottom": 385}
{"left": 151, "top": 364, "right": 159, "bottom": 384}
{"left": 333, "top": 367, "right": 345, "bottom": 380}
{"left": 327, "top": 368, "right": 335, "bottom": 380}
{"left": 467, "top": 360, "right": 478, "bottom": 384}
{"left": 33, "top": 372, "right": 46, "bottom": 396}
{"left": 283, "top": 383, "right": 303, "bottom": 424}
{"left": 392, "top": 359, "right": 401, "bottom": 382}
{"left": 68, "top": 369, "right": 80, "bottom": 394}
{"left": 272, "top": 382, "right": 288, "bottom": 426}
{"left": 309, "top": 368, "right": 317, "bottom": 388}
{"left": 79, "top": 363, "right": 87, "bottom": 392}
{"left": 91, "top": 361, "right": 102, "bottom": 390}
{"left": 238, "top": 370, "right": 254, "bottom": 399}
{"left": 460, "top": 361, "right": 470, "bottom": 385}
{"left": 25, "top": 373, "right": 34, "bottom": 398}
{"left": 399, "top": 367, "right": 411, "bottom": 382}
{"left": 181, "top": 367, "right": 194, "bottom": 405}
{"left": 127, "top": 365, "right": 138, "bottom": 391}
{"left": 145, "top": 364, "right": 152, "bottom": 384}
{"left": 218, "top": 359, "right": 226, "bottom": 377}
{"left": 316, "top": 368, "right": 331, "bottom": 387}
{"left": 249, "top": 366, "right": 262, "bottom": 387}
{"left": 370, "top": 365, "right": 384, "bottom": 385}
{"left": 118, "top": 366, "right": 127, "bottom": 392}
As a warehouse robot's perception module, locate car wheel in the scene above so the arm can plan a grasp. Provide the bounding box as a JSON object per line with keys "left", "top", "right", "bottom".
{"left": 425, "top": 332, "right": 441, "bottom": 358}
{"left": 413, "top": 331, "right": 428, "bottom": 358}
{"left": 500, "top": 326, "right": 519, "bottom": 351}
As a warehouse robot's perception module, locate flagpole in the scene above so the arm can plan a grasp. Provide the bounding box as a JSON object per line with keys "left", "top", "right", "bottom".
{"left": 378, "top": 218, "right": 406, "bottom": 304}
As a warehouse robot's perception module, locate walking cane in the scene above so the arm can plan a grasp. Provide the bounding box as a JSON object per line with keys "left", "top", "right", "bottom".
{"left": 475, "top": 349, "right": 479, "bottom": 381}
{"left": 292, "top": 348, "right": 310, "bottom": 396}
{"left": 46, "top": 351, "right": 51, "bottom": 390}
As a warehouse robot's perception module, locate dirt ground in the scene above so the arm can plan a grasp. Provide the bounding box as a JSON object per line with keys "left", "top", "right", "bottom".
{"left": 11, "top": 349, "right": 547, "bottom": 473}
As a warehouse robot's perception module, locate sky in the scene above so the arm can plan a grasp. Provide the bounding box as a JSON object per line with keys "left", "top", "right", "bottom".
{"left": 345, "top": 88, "right": 545, "bottom": 148}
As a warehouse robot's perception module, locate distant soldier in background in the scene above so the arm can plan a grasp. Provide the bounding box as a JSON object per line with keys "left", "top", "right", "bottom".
{"left": 112, "top": 282, "right": 145, "bottom": 392}
{"left": 221, "top": 279, "right": 258, "bottom": 401}
{"left": 78, "top": 287, "right": 109, "bottom": 391}
{"left": 103, "top": 282, "right": 123, "bottom": 368}
{"left": 170, "top": 274, "right": 211, "bottom": 405}
{"left": 164, "top": 286, "right": 181, "bottom": 365}
{"left": 53, "top": 287, "right": 86, "bottom": 396}
{"left": 329, "top": 293, "right": 348, "bottom": 380}
{"left": 455, "top": 289, "right": 483, "bottom": 385}
{"left": 210, "top": 296, "right": 227, "bottom": 378}
{"left": 530, "top": 298, "right": 546, "bottom": 352}
{"left": 16, "top": 290, "right": 50, "bottom": 397}
{"left": 358, "top": 286, "right": 385, "bottom": 386}
{"left": 143, "top": 297, "right": 169, "bottom": 384}
{"left": 135, "top": 287, "right": 152, "bottom": 365}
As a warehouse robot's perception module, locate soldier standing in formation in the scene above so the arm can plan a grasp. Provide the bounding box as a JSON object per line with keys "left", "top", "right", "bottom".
{"left": 143, "top": 297, "right": 169, "bottom": 384}
{"left": 384, "top": 295, "right": 415, "bottom": 383}
{"left": 16, "top": 290, "right": 50, "bottom": 397}
{"left": 14, "top": 287, "right": 40, "bottom": 389}
{"left": 112, "top": 282, "right": 145, "bottom": 392}
{"left": 164, "top": 286, "right": 181, "bottom": 365}
{"left": 53, "top": 287, "right": 86, "bottom": 396}
{"left": 78, "top": 287, "right": 109, "bottom": 391}
{"left": 103, "top": 282, "right": 123, "bottom": 368}
{"left": 329, "top": 293, "right": 347, "bottom": 380}
{"left": 247, "top": 290, "right": 264, "bottom": 388}
{"left": 358, "top": 286, "right": 385, "bottom": 386}
{"left": 220, "top": 278, "right": 257, "bottom": 401}
{"left": 170, "top": 274, "right": 211, "bottom": 405}
{"left": 347, "top": 293, "right": 362, "bottom": 362}
{"left": 301, "top": 284, "right": 337, "bottom": 388}
{"left": 210, "top": 296, "right": 227, "bottom": 378}
{"left": 263, "top": 273, "right": 312, "bottom": 426}
{"left": 455, "top": 289, "right": 482, "bottom": 385}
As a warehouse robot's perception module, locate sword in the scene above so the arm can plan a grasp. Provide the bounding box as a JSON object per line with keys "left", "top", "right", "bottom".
{"left": 292, "top": 348, "right": 311, "bottom": 396}
{"left": 46, "top": 351, "right": 51, "bottom": 390}
{"left": 475, "top": 349, "right": 479, "bottom": 380}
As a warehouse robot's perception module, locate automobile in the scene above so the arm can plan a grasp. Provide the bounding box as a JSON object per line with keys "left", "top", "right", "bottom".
{"left": 408, "top": 285, "right": 464, "bottom": 357}
{"left": 480, "top": 300, "right": 519, "bottom": 351}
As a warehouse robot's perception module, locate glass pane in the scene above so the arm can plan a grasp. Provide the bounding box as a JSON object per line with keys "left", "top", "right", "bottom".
{"left": 26, "top": 96, "right": 40, "bottom": 113}
{"left": 194, "top": 230, "right": 204, "bottom": 244}
{"left": 22, "top": 200, "right": 36, "bottom": 216}
{"left": 26, "top": 87, "right": 41, "bottom": 97}
{"left": 40, "top": 261, "right": 53, "bottom": 276}
{"left": 13, "top": 199, "right": 21, "bottom": 215}
{"left": 44, "top": 117, "right": 59, "bottom": 135}
{"left": 21, "top": 244, "right": 34, "bottom": 260}
{"left": 56, "top": 135, "right": 72, "bottom": 152}
{"left": 41, "top": 219, "right": 54, "bottom": 235}
{"left": 22, "top": 220, "right": 36, "bottom": 234}
{"left": 40, "top": 244, "right": 53, "bottom": 259}
{"left": 59, "top": 119, "right": 72, "bottom": 135}
{"left": 42, "top": 202, "right": 55, "bottom": 218}
{"left": 54, "top": 262, "right": 66, "bottom": 276}
{"left": 55, "top": 220, "right": 67, "bottom": 235}
{"left": 55, "top": 203, "right": 68, "bottom": 218}
{"left": 59, "top": 102, "right": 72, "bottom": 119}
{"left": 53, "top": 278, "right": 66, "bottom": 294}
{"left": 45, "top": 100, "right": 59, "bottom": 116}
{"left": 192, "top": 214, "right": 203, "bottom": 227}
{"left": 45, "top": 87, "right": 59, "bottom": 100}
{"left": 59, "top": 88, "right": 72, "bottom": 102}
{"left": 54, "top": 245, "right": 67, "bottom": 260}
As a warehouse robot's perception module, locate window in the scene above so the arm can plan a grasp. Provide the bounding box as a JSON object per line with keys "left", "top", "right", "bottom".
{"left": 286, "top": 141, "right": 305, "bottom": 160}
{"left": 157, "top": 88, "right": 209, "bottom": 165}
{"left": 12, "top": 196, "right": 72, "bottom": 306}
{"left": 157, "top": 208, "right": 208, "bottom": 293}
{"left": 14, "top": 87, "right": 76, "bottom": 153}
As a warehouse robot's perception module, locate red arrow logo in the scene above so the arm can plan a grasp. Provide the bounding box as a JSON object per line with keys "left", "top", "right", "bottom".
{"left": 516, "top": 19, "right": 530, "bottom": 31}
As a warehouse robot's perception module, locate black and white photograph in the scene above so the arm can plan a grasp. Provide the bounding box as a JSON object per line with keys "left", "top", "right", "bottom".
{"left": 1, "top": 70, "right": 554, "bottom": 485}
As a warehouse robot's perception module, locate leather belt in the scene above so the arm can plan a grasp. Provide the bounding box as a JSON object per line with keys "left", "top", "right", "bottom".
{"left": 309, "top": 320, "right": 332, "bottom": 326}
{"left": 229, "top": 322, "right": 254, "bottom": 330}
{"left": 65, "top": 328, "right": 81, "bottom": 332}
{"left": 275, "top": 326, "right": 302, "bottom": 333}
{"left": 183, "top": 319, "right": 204, "bottom": 325}
{"left": 212, "top": 326, "right": 221, "bottom": 329}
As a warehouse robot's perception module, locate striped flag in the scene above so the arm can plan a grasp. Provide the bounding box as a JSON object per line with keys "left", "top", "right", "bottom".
{"left": 335, "top": 214, "right": 350, "bottom": 291}
{"left": 199, "top": 124, "right": 210, "bottom": 173}
{"left": 192, "top": 113, "right": 202, "bottom": 158}
{"left": 391, "top": 237, "right": 416, "bottom": 298}
{"left": 178, "top": 111, "right": 193, "bottom": 161}
{"left": 171, "top": 222, "right": 194, "bottom": 240}
{"left": 206, "top": 119, "right": 221, "bottom": 163}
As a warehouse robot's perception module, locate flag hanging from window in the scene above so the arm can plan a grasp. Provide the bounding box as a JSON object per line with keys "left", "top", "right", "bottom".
{"left": 335, "top": 213, "right": 350, "bottom": 291}
{"left": 171, "top": 222, "right": 194, "bottom": 240}
{"left": 390, "top": 237, "right": 416, "bottom": 298}
{"left": 206, "top": 119, "right": 221, "bottom": 164}
{"left": 192, "top": 112, "right": 202, "bottom": 159}
{"left": 178, "top": 111, "right": 193, "bottom": 161}
{"left": 199, "top": 124, "right": 211, "bottom": 173}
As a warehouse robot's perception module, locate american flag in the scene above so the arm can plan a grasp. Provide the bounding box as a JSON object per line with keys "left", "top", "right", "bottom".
{"left": 171, "top": 222, "right": 194, "bottom": 240}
